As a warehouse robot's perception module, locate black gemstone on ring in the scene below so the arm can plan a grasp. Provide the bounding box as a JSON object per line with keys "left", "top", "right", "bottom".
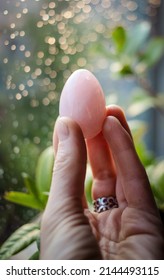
{"left": 93, "top": 196, "right": 118, "bottom": 213}
{"left": 102, "top": 198, "right": 107, "bottom": 203}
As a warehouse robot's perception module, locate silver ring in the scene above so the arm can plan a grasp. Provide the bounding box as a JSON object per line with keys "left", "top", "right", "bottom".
{"left": 93, "top": 196, "right": 118, "bottom": 213}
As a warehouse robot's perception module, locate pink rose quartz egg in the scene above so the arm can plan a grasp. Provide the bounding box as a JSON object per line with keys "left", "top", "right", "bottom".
{"left": 59, "top": 69, "right": 106, "bottom": 139}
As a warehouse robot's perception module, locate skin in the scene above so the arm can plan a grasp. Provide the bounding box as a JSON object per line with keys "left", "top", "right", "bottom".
{"left": 40, "top": 105, "right": 164, "bottom": 260}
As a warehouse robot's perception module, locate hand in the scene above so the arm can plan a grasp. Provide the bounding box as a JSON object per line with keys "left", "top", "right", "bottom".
{"left": 40, "top": 105, "right": 164, "bottom": 259}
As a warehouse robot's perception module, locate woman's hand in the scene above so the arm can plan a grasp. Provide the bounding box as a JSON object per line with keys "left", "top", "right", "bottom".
{"left": 40, "top": 105, "right": 164, "bottom": 259}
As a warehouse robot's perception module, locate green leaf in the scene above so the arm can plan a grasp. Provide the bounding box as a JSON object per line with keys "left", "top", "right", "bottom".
{"left": 135, "top": 142, "right": 155, "bottom": 167}
{"left": 85, "top": 164, "right": 93, "bottom": 206}
{"left": 29, "top": 251, "right": 40, "bottom": 260}
{"left": 152, "top": 161, "right": 164, "bottom": 201}
{"left": 112, "top": 26, "right": 126, "bottom": 53}
{"left": 147, "top": 161, "right": 164, "bottom": 209}
{"left": 118, "top": 64, "right": 133, "bottom": 76}
{"left": 158, "top": 203, "right": 164, "bottom": 211}
{"left": 21, "top": 172, "right": 39, "bottom": 197}
{"left": 35, "top": 146, "right": 54, "bottom": 196}
{"left": 125, "top": 21, "right": 151, "bottom": 55}
{"left": 0, "top": 223, "right": 40, "bottom": 260}
{"left": 21, "top": 172, "right": 43, "bottom": 207}
{"left": 4, "top": 191, "right": 43, "bottom": 210}
{"left": 36, "top": 236, "right": 40, "bottom": 251}
{"left": 110, "top": 62, "right": 133, "bottom": 76}
{"left": 141, "top": 38, "right": 164, "bottom": 67}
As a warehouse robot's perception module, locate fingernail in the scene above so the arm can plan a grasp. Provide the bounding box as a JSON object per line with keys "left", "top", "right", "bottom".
{"left": 57, "top": 118, "right": 69, "bottom": 141}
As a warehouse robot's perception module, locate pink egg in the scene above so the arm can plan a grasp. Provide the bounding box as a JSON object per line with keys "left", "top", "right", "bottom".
{"left": 59, "top": 69, "right": 106, "bottom": 139}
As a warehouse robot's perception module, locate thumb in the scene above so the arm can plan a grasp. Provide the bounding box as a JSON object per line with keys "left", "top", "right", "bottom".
{"left": 54, "top": 117, "right": 87, "bottom": 199}
{"left": 41, "top": 118, "right": 101, "bottom": 260}
{"left": 43, "top": 117, "right": 87, "bottom": 218}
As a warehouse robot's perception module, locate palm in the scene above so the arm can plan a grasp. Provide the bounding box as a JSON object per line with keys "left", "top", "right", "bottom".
{"left": 88, "top": 206, "right": 164, "bottom": 259}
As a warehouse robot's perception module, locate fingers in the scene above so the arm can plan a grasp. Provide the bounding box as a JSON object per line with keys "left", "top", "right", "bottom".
{"left": 86, "top": 132, "right": 116, "bottom": 199}
{"left": 86, "top": 105, "right": 131, "bottom": 202}
{"left": 102, "top": 116, "right": 156, "bottom": 212}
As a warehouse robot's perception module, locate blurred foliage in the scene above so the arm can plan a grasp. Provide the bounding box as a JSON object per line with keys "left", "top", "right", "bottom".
{"left": 93, "top": 21, "right": 164, "bottom": 77}
{"left": 108, "top": 22, "right": 164, "bottom": 210}
{"left": 147, "top": 161, "right": 164, "bottom": 210}
{"left": 4, "top": 146, "right": 53, "bottom": 210}
{"left": 0, "top": 0, "right": 164, "bottom": 260}
{"left": 0, "top": 223, "right": 40, "bottom": 260}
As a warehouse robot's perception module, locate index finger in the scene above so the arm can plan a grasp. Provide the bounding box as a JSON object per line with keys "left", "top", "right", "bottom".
{"left": 103, "top": 116, "right": 157, "bottom": 213}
